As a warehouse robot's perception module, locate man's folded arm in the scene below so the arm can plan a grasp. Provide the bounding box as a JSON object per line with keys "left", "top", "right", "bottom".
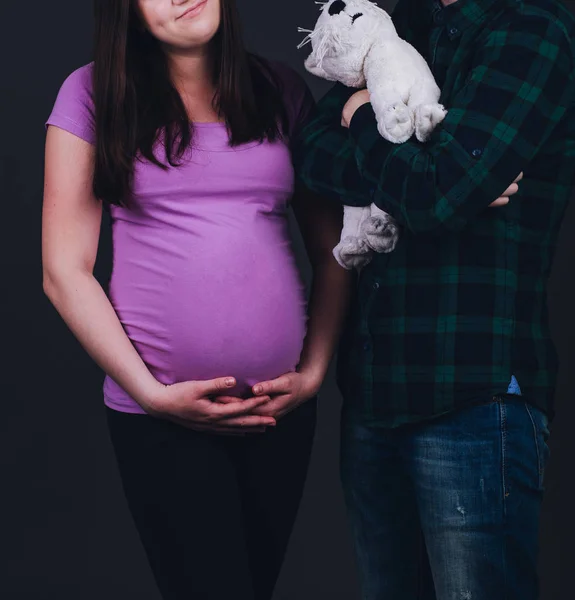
{"left": 347, "top": 16, "right": 574, "bottom": 234}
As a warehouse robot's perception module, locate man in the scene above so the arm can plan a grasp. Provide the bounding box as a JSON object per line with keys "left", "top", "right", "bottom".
{"left": 293, "top": 0, "right": 575, "bottom": 598}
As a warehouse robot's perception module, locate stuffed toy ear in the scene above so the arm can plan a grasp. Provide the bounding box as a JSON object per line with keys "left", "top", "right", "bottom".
{"left": 305, "top": 54, "right": 336, "bottom": 81}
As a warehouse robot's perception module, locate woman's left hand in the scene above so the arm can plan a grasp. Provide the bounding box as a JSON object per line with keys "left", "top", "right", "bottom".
{"left": 215, "top": 371, "right": 321, "bottom": 421}
{"left": 251, "top": 372, "right": 320, "bottom": 419}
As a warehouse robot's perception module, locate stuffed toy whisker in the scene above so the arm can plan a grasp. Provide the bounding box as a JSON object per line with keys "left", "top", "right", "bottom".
{"left": 297, "top": 28, "right": 316, "bottom": 50}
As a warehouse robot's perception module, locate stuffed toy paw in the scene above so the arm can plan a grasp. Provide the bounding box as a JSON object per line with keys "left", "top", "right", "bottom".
{"left": 360, "top": 204, "right": 400, "bottom": 254}
{"left": 333, "top": 234, "right": 373, "bottom": 271}
{"left": 298, "top": 0, "right": 447, "bottom": 269}
{"left": 332, "top": 205, "right": 373, "bottom": 270}
{"left": 332, "top": 204, "right": 399, "bottom": 270}
{"left": 376, "top": 101, "right": 415, "bottom": 144}
{"left": 414, "top": 103, "right": 449, "bottom": 143}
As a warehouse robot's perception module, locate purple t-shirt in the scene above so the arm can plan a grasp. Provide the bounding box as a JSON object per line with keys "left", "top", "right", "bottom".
{"left": 46, "top": 62, "right": 314, "bottom": 414}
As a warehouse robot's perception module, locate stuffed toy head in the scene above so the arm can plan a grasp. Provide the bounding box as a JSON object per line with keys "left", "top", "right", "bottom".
{"left": 298, "top": 0, "right": 395, "bottom": 87}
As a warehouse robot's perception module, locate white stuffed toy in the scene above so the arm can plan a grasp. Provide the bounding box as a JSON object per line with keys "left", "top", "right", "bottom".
{"left": 298, "top": 0, "right": 447, "bottom": 269}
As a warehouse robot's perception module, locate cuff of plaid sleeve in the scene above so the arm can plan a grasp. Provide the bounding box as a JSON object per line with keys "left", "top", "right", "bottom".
{"left": 349, "top": 103, "right": 377, "bottom": 138}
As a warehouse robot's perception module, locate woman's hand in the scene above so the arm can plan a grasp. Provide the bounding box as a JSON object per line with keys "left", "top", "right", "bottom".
{"left": 341, "top": 89, "right": 371, "bottom": 128}
{"left": 215, "top": 371, "right": 320, "bottom": 422}
{"left": 143, "top": 377, "right": 276, "bottom": 434}
{"left": 489, "top": 172, "right": 523, "bottom": 207}
{"left": 250, "top": 371, "right": 320, "bottom": 420}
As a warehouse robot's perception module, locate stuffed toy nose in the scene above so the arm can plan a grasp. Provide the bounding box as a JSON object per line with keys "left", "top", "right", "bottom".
{"left": 329, "top": 0, "right": 347, "bottom": 16}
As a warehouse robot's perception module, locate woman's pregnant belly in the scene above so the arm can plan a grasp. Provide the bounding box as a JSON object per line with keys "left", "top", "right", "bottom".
{"left": 103, "top": 215, "right": 308, "bottom": 413}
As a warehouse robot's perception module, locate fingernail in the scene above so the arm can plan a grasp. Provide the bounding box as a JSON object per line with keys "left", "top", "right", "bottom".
{"left": 225, "top": 378, "right": 235, "bottom": 386}
{"left": 254, "top": 385, "right": 263, "bottom": 394}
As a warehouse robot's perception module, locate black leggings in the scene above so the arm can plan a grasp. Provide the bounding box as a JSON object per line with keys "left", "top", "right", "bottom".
{"left": 105, "top": 399, "right": 317, "bottom": 600}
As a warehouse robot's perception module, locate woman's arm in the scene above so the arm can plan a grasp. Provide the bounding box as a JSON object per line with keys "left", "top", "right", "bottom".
{"left": 250, "top": 185, "right": 353, "bottom": 418}
{"left": 292, "top": 185, "right": 353, "bottom": 388}
{"left": 42, "top": 127, "right": 163, "bottom": 407}
{"left": 43, "top": 126, "right": 273, "bottom": 432}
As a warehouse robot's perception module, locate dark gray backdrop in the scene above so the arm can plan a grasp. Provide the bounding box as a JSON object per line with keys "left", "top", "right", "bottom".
{"left": 1, "top": 1, "right": 574, "bottom": 598}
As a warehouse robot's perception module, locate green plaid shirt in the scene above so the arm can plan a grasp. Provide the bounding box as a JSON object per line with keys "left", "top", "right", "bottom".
{"left": 293, "top": 0, "right": 575, "bottom": 427}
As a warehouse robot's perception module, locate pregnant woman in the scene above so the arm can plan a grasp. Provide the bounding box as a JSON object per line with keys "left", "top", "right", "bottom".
{"left": 42, "top": 1, "right": 351, "bottom": 598}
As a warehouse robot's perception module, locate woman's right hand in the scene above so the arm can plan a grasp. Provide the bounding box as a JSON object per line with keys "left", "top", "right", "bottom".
{"left": 142, "top": 377, "right": 276, "bottom": 435}
{"left": 489, "top": 172, "right": 523, "bottom": 207}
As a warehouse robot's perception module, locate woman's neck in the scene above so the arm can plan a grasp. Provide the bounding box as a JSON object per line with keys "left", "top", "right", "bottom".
{"left": 167, "top": 48, "right": 220, "bottom": 123}
{"left": 168, "top": 47, "right": 212, "bottom": 87}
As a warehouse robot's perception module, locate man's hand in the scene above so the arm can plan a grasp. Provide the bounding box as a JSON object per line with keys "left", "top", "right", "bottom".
{"left": 342, "top": 89, "right": 371, "bottom": 128}
{"left": 489, "top": 172, "right": 523, "bottom": 207}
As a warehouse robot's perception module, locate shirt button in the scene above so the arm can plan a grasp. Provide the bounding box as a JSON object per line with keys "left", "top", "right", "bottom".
{"left": 449, "top": 27, "right": 459, "bottom": 35}
{"left": 363, "top": 342, "right": 371, "bottom": 351}
{"left": 471, "top": 148, "right": 483, "bottom": 158}
{"left": 434, "top": 11, "right": 444, "bottom": 23}
{"left": 373, "top": 282, "right": 380, "bottom": 290}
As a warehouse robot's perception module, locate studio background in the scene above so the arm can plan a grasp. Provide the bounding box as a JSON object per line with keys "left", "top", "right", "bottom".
{"left": 1, "top": 1, "right": 574, "bottom": 598}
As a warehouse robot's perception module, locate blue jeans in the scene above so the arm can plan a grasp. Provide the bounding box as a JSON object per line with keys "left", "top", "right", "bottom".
{"left": 340, "top": 397, "right": 550, "bottom": 600}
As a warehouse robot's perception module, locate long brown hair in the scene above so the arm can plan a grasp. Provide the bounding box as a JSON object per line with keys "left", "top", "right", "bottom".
{"left": 92, "top": 0, "right": 289, "bottom": 206}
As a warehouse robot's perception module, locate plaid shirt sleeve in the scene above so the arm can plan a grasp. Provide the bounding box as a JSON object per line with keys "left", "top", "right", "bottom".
{"left": 292, "top": 83, "right": 374, "bottom": 206}
{"left": 348, "top": 15, "right": 575, "bottom": 234}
